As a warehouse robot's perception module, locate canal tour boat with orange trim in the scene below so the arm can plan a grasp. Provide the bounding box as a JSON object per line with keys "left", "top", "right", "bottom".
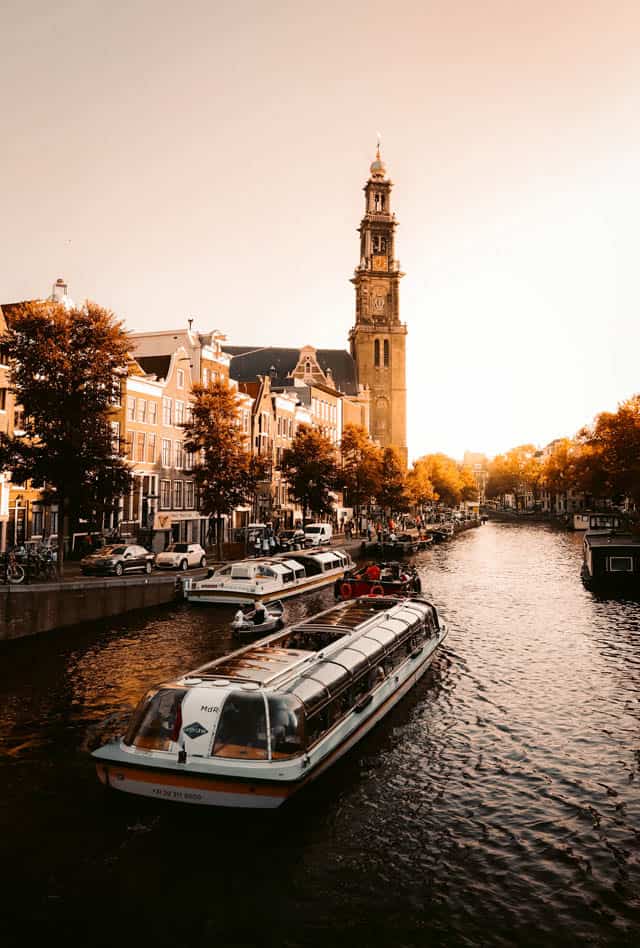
{"left": 182, "top": 549, "right": 353, "bottom": 606}
{"left": 335, "top": 562, "right": 422, "bottom": 601}
{"left": 92, "top": 595, "right": 447, "bottom": 808}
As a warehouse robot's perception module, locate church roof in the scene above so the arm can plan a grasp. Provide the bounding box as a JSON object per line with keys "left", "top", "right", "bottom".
{"left": 223, "top": 346, "right": 359, "bottom": 395}
{"left": 136, "top": 354, "right": 172, "bottom": 380}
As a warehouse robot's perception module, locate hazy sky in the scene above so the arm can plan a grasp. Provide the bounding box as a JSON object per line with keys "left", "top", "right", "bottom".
{"left": 2, "top": 1, "right": 640, "bottom": 462}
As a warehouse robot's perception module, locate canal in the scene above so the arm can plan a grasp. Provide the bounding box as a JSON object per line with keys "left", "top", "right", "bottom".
{"left": 1, "top": 522, "right": 639, "bottom": 947}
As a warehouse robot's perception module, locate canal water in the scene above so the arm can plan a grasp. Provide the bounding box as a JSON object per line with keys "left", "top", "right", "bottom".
{"left": 1, "top": 523, "right": 639, "bottom": 947}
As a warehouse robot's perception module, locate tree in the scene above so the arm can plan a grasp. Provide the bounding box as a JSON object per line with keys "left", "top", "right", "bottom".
{"left": 411, "top": 453, "right": 470, "bottom": 508}
{"left": 279, "top": 425, "right": 338, "bottom": 525}
{"left": 459, "top": 464, "right": 479, "bottom": 503}
{"left": 182, "top": 379, "right": 265, "bottom": 559}
{"left": 340, "top": 424, "right": 382, "bottom": 520}
{"left": 487, "top": 444, "right": 540, "bottom": 508}
{"left": 540, "top": 438, "right": 576, "bottom": 511}
{"left": 378, "top": 446, "right": 409, "bottom": 513}
{"left": 406, "top": 458, "right": 436, "bottom": 509}
{"left": 575, "top": 395, "right": 640, "bottom": 505}
{"left": 0, "top": 299, "right": 133, "bottom": 574}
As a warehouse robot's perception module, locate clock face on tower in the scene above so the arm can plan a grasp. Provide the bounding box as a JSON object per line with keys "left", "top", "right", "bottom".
{"left": 372, "top": 255, "right": 387, "bottom": 272}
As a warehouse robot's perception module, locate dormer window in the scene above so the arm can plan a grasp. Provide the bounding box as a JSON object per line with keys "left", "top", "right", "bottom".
{"left": 304, "top": 360, "right": 312, "bottom": 376}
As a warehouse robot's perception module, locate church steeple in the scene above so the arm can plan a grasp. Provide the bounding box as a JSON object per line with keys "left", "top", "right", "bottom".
{"left": 352, "top": 146, "right": 404, "bottom": 325}
{"left": 349, "top": 145, "right": 408, "bottom": 465}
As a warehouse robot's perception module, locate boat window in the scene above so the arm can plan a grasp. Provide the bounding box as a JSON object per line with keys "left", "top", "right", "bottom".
{"left": 330, "top": 646, "right": 369, "bottom": 677}
{"left": 212, "top": 692, "right": 268, "bottom": 760}
{"left": 304, "top": 660, "right": 351, "bottom": 695}
{"left": 124, "top": 687, "right": 187, "bottom": 751}
{"left": 299, "top": 558, "right": 323, "bottom": 576}
{"left": 231, "top": 564, "right": 256, "bottom": 579}
{"left": 350, "top": 636, "right": 386, "bottom": 665}
{"left": 360, "top": 627, "right": 397, "bottom": 651}
{"left": 608, "top": 556, "right": 633, "bottom": 572}
{"left": 380, "top": 618, "right": 412, "bottom": 637}
{"left": 284, "top": 676, "right": 329, "bottom": 713}
{"left": 268, "top": 695, "right": 305, "bottom": 758}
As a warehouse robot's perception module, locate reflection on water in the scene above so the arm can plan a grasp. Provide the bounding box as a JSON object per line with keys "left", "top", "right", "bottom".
{"left": 1, "top": 523, "right": 640, "bottom": 947}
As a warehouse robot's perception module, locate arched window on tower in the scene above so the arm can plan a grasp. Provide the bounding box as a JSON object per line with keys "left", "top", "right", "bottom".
{"left": 383, "top": 340, "right": 389, "bottom": 367}
{"left": 374, "top": 339, "right": 380, "bottom": 367}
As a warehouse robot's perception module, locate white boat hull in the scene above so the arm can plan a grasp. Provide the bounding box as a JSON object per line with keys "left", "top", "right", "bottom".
{"left": 184, "top": 570, "right": 344, "bottom": 606}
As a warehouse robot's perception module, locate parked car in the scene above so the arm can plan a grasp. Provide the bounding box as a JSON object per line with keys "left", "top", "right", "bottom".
{"left": 304, "top": 523, "right": 333, "bottom": 546}
{"left": 80, "top": 544, "right": 155, "bottom": 576}
{"left": 277, "top": 529, "right": 309, "bottom": 552}
{"left": 155, "top": 543, "right": 207, "bottom": 571}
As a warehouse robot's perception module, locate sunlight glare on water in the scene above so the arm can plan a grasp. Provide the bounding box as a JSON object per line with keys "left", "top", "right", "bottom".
{"left": 1, "top": 522, "right": 639, "bottom": 947}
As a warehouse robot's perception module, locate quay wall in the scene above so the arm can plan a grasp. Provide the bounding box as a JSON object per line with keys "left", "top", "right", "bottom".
{"left": 0, "top": 574, "right": 179, "bottom": 642}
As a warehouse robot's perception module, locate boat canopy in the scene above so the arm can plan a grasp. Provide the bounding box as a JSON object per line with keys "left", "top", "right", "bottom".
{"left": 281, "top": 559, "right": 306, "bottom": 579}
{"left": 302, "top": 659, "right": 351, "bottom": 695}
{"left": 267, "top": 562, "right": 296, "bottom": 583}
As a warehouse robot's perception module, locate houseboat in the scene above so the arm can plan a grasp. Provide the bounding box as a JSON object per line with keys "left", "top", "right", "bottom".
{"left": 92, "top": 595, "right": 447, "bottom": 808}
{"left": 182, "top": 549, "right": 353, "bottom": 606}
{"left": 573, "top": 511, "right": 624, "bottom": 532}
{"left": 582, "top": 531, "right": 640, "bottom": 590}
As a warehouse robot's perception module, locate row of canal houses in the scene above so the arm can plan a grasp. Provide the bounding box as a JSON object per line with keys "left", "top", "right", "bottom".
{"left": 0, "top": 281, "right": 370, "bottom": 553}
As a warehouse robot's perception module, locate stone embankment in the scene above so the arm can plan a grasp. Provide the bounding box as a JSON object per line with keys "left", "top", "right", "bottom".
{"left": 0, "top": 573, "right": 180, "bottom": 643}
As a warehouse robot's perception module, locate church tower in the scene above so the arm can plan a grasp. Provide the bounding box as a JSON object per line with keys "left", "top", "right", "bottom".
{"left": 349, "top": 146, "right": 407, "bottom": 466}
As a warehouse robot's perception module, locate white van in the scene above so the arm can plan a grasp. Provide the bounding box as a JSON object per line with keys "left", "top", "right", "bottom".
{"left": 304, "top": 523, "right": 333, "bottom": 546}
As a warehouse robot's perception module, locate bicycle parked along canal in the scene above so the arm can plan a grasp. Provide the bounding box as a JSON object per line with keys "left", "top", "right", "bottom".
{"left": 1, "top": 550, "right": 26, "bottom": 584}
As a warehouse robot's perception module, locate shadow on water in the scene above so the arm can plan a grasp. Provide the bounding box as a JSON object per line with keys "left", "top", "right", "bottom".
{"left": 3, "top": 526, "right": 640, "bottom": 947}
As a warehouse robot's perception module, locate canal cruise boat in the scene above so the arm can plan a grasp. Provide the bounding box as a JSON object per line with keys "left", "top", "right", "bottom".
{"left": 92, "top": 595, "right": 447, "bottom": 808}
{"left": 182, "top": 549, "right": 353, "bottom": 606}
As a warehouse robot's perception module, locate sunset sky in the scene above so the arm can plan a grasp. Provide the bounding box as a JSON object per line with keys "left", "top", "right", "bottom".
{"left": 2, "top": 1, "right": 640, "bottom": 462}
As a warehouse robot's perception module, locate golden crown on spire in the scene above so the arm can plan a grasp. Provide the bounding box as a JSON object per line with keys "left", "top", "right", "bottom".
{"left": 370, "top": 139, "right": 386, "bottom": 179}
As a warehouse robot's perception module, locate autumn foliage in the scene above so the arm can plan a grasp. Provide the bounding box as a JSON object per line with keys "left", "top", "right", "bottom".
{"left": 0, "top": 299, "right": 133, "bottom": 571}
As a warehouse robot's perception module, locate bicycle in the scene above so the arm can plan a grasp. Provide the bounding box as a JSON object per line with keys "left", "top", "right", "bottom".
{"left": 2, "top": 551, "right": 25, "bottom": 584}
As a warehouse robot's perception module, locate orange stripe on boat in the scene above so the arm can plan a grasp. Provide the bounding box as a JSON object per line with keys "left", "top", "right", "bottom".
{"left": 97, "top": 764, "right": 291, "bottom": 798}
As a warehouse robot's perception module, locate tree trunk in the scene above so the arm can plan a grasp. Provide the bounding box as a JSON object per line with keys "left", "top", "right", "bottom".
{"left": 216, "top": 513, "right": 223, "bottom": 561}
{"left": 57, "top": 493, "right": 66, "bottom": 579}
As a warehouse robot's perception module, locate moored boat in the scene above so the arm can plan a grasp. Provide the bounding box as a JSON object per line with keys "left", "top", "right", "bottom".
{"left": 92, "top": 595, "right": 447, "bottom": 808}
{"left": 582, "top": 531, "right": 640, "bottom": 590}
{"left": 183, "top": 549, "right": 352, "bottom": 606}
{"left": 336, "top": 561, "right": 422, "bottom": 600}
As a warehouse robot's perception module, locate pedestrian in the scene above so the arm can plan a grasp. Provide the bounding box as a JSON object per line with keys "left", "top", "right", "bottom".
{"left": 365, "top": 562, "right": 381, "bottom": 581}
{"left": 367, "top": 525, "right": 372, "bottom": 541}
{"left": 254, "top": 535, "right": 261, "bottom": 557}
{"left": 253, "top": 600, "right": 267, "bottom": 626}
{"left": 262, "top": 534, "right": 270, "bottom": 556}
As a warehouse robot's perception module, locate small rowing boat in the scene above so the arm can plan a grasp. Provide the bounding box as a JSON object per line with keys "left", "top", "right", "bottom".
{"left": 231, "top": 600, "right": 285, "bottom": 637}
